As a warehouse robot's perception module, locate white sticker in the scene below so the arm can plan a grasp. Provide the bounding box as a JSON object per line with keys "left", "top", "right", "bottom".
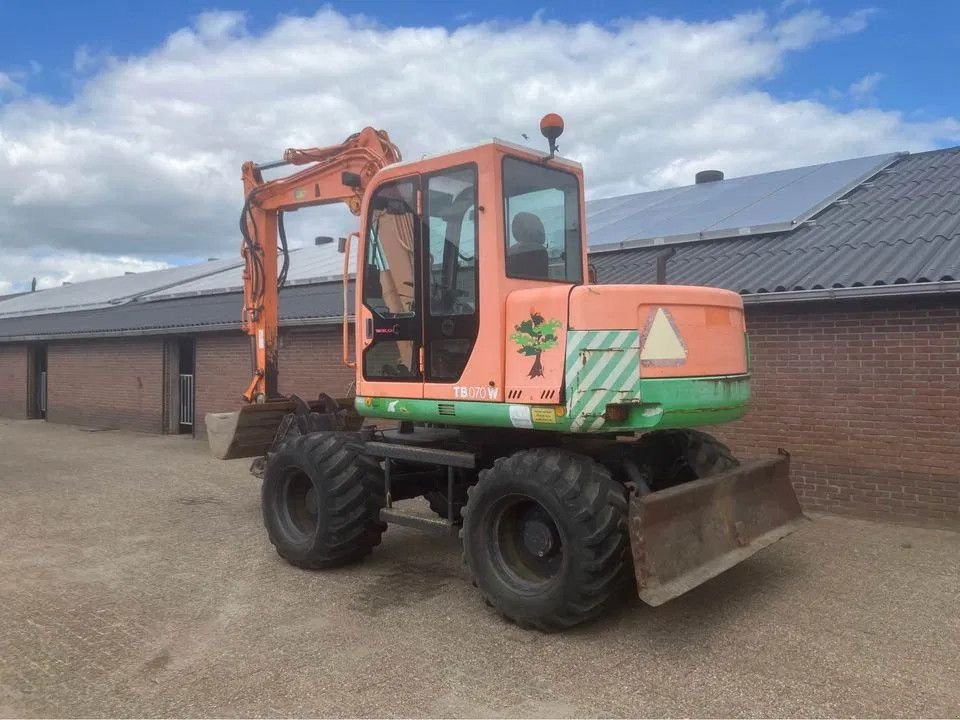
{"left": 509, "top": 405, "right": 533, "bottom": 429}
{"left": 257, "top": 329, "right": 265, "bottom": 350}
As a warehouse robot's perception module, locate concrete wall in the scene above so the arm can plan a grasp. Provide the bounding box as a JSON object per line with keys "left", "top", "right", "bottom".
{"left": 0, "top": 343, "right": 28, "bottom": 419}
{"left": 46, "top": 338, "right": 164, "bottom": 433}
{"left": 712, "top": 298, "right": 960, "bottom": 528}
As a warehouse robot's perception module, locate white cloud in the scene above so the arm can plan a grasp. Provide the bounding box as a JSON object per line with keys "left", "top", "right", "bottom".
{"left": 849, "top": 71, "right": 883, "bottom": 103}
{"left": 73, "top": 45, "right": 95, "bottom": 73}
{"left": 0, "top": 7, "right": 957, "bottom": 292}
{"left": 0, "top": 71, "right": 24, "bottom": 96}
{"left": 2, "top": 250, "right": 171, "bottom": 292}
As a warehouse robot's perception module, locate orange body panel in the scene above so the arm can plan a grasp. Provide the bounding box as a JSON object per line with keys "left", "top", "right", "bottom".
{"left": 568, "top": 284, "right": 747, "bottom": 377}
{"left": 503, "top": 286, "right": 571, "bottom": 403}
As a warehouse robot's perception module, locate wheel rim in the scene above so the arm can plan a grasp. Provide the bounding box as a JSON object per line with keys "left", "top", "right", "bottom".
{"left": 489, "top": 495, "right": 564, "bottom": 591}
{"left": 280, "top": 469, "right": 319, "bottom": 540}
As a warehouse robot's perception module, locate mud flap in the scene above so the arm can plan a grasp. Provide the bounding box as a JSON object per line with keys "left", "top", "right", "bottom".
{"left": 629, "top": 452, "right": 805, "bottom": 606}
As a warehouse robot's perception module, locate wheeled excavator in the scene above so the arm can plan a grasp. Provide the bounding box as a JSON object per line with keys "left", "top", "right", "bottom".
{"left": 205, "top": 115, "right": 804, "bottom": 630}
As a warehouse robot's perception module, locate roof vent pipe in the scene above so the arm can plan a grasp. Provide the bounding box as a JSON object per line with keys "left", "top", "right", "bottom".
{"left": 656, "top": 247, "right": 676, "bottom": 284}
{"left": 695, "top": 169, "right": 724, "bottom": 184}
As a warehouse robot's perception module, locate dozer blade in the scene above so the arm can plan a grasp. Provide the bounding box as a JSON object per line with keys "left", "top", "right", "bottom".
{"left": 629, "top": 452, "right": 805, "bottom": 606}
{"left": 205, "top": 400, "right": 299, "bottom": 460}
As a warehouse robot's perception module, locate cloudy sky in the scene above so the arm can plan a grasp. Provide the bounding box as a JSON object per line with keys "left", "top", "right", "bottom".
{"left": 1, "top": 0, "right": 959, "bottom": 293}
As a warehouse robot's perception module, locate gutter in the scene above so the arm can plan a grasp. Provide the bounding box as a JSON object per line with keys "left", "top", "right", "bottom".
{"left": 742, "top": 280, "right": 960, "bottom": 304}
{"left": 0, "top": 314, "right": 347, "bottom": 343}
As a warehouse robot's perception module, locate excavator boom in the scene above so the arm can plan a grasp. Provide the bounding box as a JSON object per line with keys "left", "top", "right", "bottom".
{"left": 206, "top": 128, "right": 400, "bottom": 460}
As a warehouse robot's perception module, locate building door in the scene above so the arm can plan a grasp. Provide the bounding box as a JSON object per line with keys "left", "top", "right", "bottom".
{"left": 27, "top": 344, "right": 47, "bottom": 420}
{"left": 177, "top": 338, "right": 195, "bottom": 434}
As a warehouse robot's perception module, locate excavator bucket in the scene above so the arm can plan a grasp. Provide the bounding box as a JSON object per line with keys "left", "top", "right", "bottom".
{"left": 205, "top": 396, "right": 362, "bottom": 460}
{"left": 205, "top": 401, "right": 298, "bottom": 460}
{"left": 629, "top": 452, "right": 805, "bottom": 606}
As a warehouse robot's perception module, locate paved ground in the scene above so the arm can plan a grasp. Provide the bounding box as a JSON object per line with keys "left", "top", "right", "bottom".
{"left": 0, "top": 419, "right": 958, "bottom": 718}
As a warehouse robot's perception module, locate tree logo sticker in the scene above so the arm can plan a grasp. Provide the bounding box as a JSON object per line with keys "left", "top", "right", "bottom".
{"left": 510, "top": 309, "right": 562, "bottom": 378}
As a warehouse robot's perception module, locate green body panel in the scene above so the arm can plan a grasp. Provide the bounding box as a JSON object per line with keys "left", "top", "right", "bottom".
{"left": 355, "top": 374, "right": 749, "bottom": 434}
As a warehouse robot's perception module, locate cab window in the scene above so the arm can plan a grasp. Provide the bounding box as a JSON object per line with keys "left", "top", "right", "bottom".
{"left": 503, "top": 156, "right": 583, "bottom": 283}
{"left": 424, "top": 165, "right": 479, "bottom": 381}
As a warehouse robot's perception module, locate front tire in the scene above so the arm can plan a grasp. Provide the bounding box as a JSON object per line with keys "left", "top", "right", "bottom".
{"left": 461, "top": 448, "right": 629, "bottom": 631}
{"left": 262, "top": 432, "right": 386, "bottom": 569}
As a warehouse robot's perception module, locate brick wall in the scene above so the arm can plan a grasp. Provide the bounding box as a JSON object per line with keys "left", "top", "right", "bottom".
{"left": 711, "top": 298, "right": 960, "bottom": 528}
{"left": 278, "top": 327, "right": 356, "bottom": 400}
{"left": 47, "top": 338, "right": 164, "bottom": 432}
{"left": 194, "top": 332, "right": 252, "bottom": 439}
{"left": 4, "top": 295, "right": 957, "bottom": 528}
{"left": 194, "top": 325, "right": 354, "bottom": 438}
{"left": 0, "top": 343, "right": 28, "bottom": 419}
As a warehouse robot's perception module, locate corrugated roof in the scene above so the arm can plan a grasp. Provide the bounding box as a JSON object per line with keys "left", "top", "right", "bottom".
{"left": 590, "top": 147, "right": 960, "bottom": 293}
{"left": 1, "top": 145, "right": 958, "bottom": 342}
{"left": 586, "top": 153, "right": 898, "bottom": 249}
{"left": 0, "top": 282, "right": 351, "bottom": 341}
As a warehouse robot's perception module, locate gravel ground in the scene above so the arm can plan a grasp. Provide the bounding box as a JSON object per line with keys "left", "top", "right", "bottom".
{"left": 0, "top": 418, "right": 957, "bottom": 718}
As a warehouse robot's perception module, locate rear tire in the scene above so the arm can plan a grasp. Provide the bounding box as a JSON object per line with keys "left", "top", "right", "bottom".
{"left": 631, "top": 429, "right": 738, "bottom": 489}
{"left": 262, "top": 431, "right": 386, "bottom": 569}
{"left": 461, "top": 448, "right": 629, "bottom": 631}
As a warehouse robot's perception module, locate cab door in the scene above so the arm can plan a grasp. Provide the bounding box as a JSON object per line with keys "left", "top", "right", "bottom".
{"left": 357, "top": 176, "right": 424, "bottom": 399}
{"left": 420, "top": 164, "right": 480, "bottom": 386}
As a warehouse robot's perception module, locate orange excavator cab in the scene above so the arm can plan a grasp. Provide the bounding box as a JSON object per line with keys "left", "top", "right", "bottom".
{"left": 206, "top": 116, "right": 804, "bottom": 629}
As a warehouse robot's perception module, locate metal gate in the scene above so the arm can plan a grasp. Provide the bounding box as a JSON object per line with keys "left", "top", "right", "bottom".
{"left": 179, "top": 373, "right": 195, "bottom": 427}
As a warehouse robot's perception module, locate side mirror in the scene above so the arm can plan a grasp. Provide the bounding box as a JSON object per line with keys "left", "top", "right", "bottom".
{"left": 588, "top": 264, "right": 599, "bottom": 284}
{"left": 337, "top": 237, "right": 348, "bottom": 253}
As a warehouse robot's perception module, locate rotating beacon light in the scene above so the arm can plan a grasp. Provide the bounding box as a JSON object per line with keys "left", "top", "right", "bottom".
{"left": 539, "top": 113, "right": 564, "bottom": 157}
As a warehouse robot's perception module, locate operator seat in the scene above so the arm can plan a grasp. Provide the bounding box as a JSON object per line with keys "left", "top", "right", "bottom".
{"left": 507, "top": 212, "right": 549, "bottom": 279}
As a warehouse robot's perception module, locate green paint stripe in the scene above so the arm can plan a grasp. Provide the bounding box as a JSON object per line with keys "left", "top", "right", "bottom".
{"left": 356, "top": 374, "right": 750, "bottom": 434}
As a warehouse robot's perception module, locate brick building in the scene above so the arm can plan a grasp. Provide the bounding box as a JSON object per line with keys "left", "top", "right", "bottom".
{"left": 1, "top": 147, "right": 958, "bottom": 528}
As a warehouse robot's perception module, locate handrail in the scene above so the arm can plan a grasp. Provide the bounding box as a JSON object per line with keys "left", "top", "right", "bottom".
{"left": 342, "top": 231, "right": 359, "bottom": 368}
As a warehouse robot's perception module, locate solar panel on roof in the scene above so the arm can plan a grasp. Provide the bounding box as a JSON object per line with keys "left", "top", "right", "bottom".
{"left": 586, "top": 152, "right": 899, "bottom": 251}
{"left": 140, "top": 243, "right": 357, "bottom": 301}
{"left": 0, "top": 257, "right": 243, "bottom": 319}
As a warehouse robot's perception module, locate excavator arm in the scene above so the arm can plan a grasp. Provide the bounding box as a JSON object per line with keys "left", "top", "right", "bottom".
{"left": 238, "top": 127, "right": 401, "bottom": 403}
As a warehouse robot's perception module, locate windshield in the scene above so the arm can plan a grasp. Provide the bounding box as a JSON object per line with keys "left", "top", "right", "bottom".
{"left": 502, "top": 156, "right": 583, "bottom": 284}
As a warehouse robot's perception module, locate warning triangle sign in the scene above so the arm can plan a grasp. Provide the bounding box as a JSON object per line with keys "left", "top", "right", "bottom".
{"left": 640, "top": 308, "right": 687, "bottom": 364}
